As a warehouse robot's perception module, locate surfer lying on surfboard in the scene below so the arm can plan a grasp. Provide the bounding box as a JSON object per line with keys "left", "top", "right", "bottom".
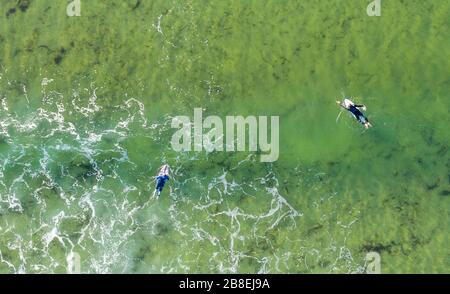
{"left": 336, "top": 98, "right": 372, "bottom": 129}
{"left": 154, "top": 164, "right": 170, "bottom": 197}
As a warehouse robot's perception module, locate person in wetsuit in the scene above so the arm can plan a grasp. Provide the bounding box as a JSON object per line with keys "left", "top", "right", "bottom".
{"left": 155, "top": 164, "right": 170, "bottom": 196}
{"left": 337, "top": 98, "right": 372, "bottom": 129}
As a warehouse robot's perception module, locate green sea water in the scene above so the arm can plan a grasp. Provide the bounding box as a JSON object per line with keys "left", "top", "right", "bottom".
{"left": 0, "top": 0, "right": 449, "bottom": 273}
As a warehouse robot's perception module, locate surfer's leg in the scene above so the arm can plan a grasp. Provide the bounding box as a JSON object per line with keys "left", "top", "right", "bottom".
{"left": 358, "top": 114, "right": 369, "bottom": 124}
{"left": 156, "top": 179, "right": 165, "bottom": 196}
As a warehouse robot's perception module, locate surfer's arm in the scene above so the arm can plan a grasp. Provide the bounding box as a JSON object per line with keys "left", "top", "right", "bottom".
{"left": 354, "top": 104, "right": 366, "bottom": 111}
{"left": 336, "top": 100, "right": 347, "bottom": 109}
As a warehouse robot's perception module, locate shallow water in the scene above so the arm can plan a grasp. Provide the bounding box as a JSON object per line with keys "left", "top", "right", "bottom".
{"left": 0, "top": 0, "right": 449, "bottom": 273}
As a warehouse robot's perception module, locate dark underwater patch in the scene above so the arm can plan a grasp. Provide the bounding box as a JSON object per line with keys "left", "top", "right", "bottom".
{"left": 361, "top": 240, "right": 398, "bottom": 254}
{"left": 6, "top": 8, "right": 16, "bottom": 17}
{"left": 5, "top": 0, "right": 31, "bottom": 17}
{"left": 439, "top": 190, "right": 450, "bottom": 196}
{"left": 18, "top": 0, "right": 31, "bottom": 12}
{"left": 54, "top": 47, "right": 68, "bottom": 65}
{"left": 131, "top": 0, "right": 141, "bottom": 10}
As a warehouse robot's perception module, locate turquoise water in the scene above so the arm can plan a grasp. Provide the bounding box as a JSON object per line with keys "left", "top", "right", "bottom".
{"left": 0, "top": 0, "right": 449, "bottom": 273}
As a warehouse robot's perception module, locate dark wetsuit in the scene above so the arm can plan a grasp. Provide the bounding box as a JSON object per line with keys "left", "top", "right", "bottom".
{"left": 155, "top": 175, "right": 169, "bottom": 195}
{"left": 348, "top": 104, "right": 369, "bottom": 125}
